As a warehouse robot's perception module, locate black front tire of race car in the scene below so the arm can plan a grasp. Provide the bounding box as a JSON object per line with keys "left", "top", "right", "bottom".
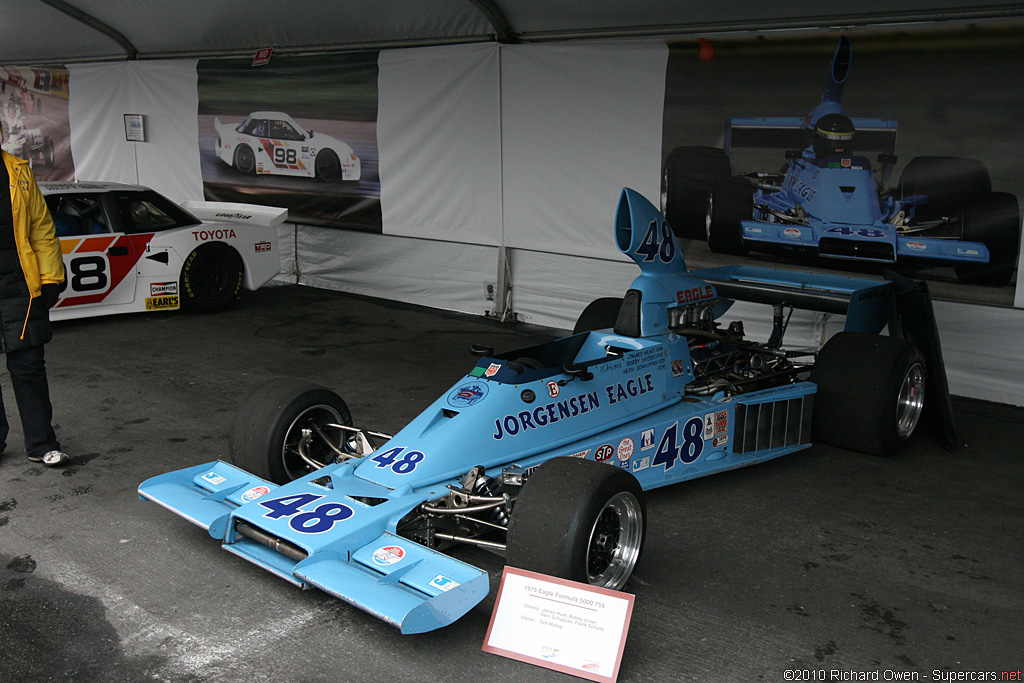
{"left": 229, "top": 379, "right": 353, "bottom": 484}
{"left": 180, "top": 242, "right": 244, "bottom": 313}
{"left": 707, "top": 177, "right": 753, "bottom": 256}
{"left": 506, "top": 457, "right": 646, "bottom": 591}
{"left": 811, "top": 332, "right": 926, "bottom": 457}
{"left": 315, "top": 150, "right": 342, "bottom": 182}
{"left": 664, "top": 146, "right": 732, "bottom": 240}
{"left": 954, "top": 192, "right": 1021, "bottom": 286}
{"left": 233, "top": 145, "right": 256, "bottom": 175}
{"left": 897, "top": 156, "right": 991, "bottom": 220}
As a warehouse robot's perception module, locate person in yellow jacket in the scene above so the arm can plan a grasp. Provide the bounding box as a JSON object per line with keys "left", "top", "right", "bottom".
{"left": 1, "top": 125, "right": 69, "bottom": 467}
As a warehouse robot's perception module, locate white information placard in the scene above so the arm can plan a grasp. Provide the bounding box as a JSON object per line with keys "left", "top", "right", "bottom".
{"left": 482, "top": 567, "right": 634, "bottom": 683}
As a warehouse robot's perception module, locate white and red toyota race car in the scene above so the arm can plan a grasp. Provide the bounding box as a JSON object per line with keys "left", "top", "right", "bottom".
{"left": 40, "top": 182, "right": 284, "bottom": 321}
{"left": 214, "top": 111, "right": 360, "bottom": 182}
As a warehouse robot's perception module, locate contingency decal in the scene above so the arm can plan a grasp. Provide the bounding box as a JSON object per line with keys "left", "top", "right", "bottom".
{"left": 259, "top": 493, "right": 354, "bottom": 534}
{"left": 616, "top": 437, "right": 635, "bottom": 462}
{"left": 447, "top": 382, "right": 489, "bottom": 408}
{"left": 594, "top": 444, "right": 615, "bottom": 463}
{"left": 429, "top": 575, "right": 460, "bottom": 592}
{"left": 370, "top": 447, "right": 424, "bottom": 474}
{"left": 145, "top": 296, "right": 179, "bottom": 311}
{"left": 201, "top": 472, "right": 227, "bottom": 486}
{"left": 241, "top": 486, "right": 270, "bottom": 502}
{"left": 371, "top": 545, "right": 406, "bottom": 566}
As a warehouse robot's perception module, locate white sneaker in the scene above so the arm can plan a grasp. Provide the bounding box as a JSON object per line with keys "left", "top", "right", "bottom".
{"left": 29, "top": 450, "right": 70, "bottom": 466}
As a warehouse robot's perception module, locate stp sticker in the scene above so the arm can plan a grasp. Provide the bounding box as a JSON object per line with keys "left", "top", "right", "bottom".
{"left": 616, "top": 437, "right": 635, "bottom": 461}
{"left": 241, "top": 486, "right": 270, "bottom": 502}
{"left": 594, "top": 444, "right": 615, "bottom": 463}
{"left": 372, "top": 546, "right": 406, "bottom": 566}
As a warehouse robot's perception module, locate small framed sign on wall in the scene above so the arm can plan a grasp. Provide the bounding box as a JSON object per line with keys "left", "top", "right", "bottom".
{"left": 124, "top": 114, "right": 145, "bottom": 142}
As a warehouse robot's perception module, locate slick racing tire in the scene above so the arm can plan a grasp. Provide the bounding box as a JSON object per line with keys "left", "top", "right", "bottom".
{"left": 897, "top": 156, "right": 991, "bottom": 220}
{"left": 954, "top": 192, "right": 1020, "bottom": 286}
{"left": 507, "top": 457, "right": 646, "bottom": 590}
{"left": 229, "top": 378, "right": 353, "bottom": 484}
{"left": 664, "top": 146, "right": 732, "bottom": 240}
{"left": 233, "top": 144, "right": 256, "bottom": 175}
{"left": 180, "top": 242, "right": 244, "bottom": 313}
{"left": 573, "top": 297, "right": 623, "bottom": 334}
{"left": 811, "top": 332, "right": 926, "bottom": 457}
{"left": 314, "top": 150, "right": 342, "bottom": 182}
{"left": 707, "top": 177, "right": 753, "bottom": 256}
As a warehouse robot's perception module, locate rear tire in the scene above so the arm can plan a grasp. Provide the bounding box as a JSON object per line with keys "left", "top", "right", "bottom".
{"left": 180, "top": 242, "right": 244, "bottom": 313}
{"left": 233, "top": 145, "right": 256, "bottom": 175}
{"left": 506, "top": 457, "right": 646, "bottom": 590}
{"left": 954, "top": 192, "right": 1020, "bottom": 286}
{"left": 707, "top": 178, "right": 753, "bottom": 255}
{"left": 229, "top": 379, "right": 352, "bottom": 484}
{"left": 898, "top": 156, "right": 991, "bottom": 219}
{"left": 664, "top": 146, "right": 732, "bottom": 240}
{"left": 812, "top": 332, "right": 926, "bottom": 456}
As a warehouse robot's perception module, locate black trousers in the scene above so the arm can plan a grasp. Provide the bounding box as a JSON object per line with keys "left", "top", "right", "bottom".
{"left": 0, "top": 344, "right": 59, "bottom": 458}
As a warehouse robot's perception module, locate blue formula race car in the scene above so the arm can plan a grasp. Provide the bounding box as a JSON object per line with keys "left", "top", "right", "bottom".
{"left": 664, "top": 36, "right": 1021, "bottom": 285}
{"left": 139, "top": 188, "right": 948, "bottom": 633}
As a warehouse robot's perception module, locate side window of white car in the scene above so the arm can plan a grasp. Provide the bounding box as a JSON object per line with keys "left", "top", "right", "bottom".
{"left": 47, "top": 195, "right": 109, "bottom": 237}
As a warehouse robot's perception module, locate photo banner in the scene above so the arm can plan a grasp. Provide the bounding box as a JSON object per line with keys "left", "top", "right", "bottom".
{"left": 197, "top": 52, "right": 381, "bottom": 232}
{"left": 0, "top": 65, "right": 73, "bottom": 181}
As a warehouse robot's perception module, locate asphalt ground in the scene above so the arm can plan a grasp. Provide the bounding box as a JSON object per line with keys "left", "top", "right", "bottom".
{"left": 0, "top": 284, "right": 1021, "bottom": 683}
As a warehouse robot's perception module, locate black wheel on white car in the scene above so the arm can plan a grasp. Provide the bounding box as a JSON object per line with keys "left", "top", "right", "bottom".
{"left": 233, "top": 144, "right": 256, "bottom": 175}
{"left": 180, "top": 242, "right": 243, "bottom": 313}
{"left": 315, "top": 150, "right": 342, "bottom": 182}
{"left": 229, "top": 378, "right": 353, "bottom": 485}
{"left": 811, "top": 332, "right": 926, "bottom": 456}
{"left": 506, "top": 457, "right": 646, "bottom": 590}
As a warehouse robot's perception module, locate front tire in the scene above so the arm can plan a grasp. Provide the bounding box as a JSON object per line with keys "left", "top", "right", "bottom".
{"left": 812, "top": 332, "right": 926, "bottom": 456}
{"left": 506, "top": 457, "right": 646, "bottom": 590}
{"left": 707, "top": 178, "right": 753, "bottom": 255}
{"left": 898, "top": 156, "right": 991, "bottom": 220}
{"left": 954, "top": 192, "right": 1020, "bottom": 286}
{"left": 229, "top": 379, "right": 353, "bottom": 484}
{"left": 180, "top": 242, "right": 244, "bottom": 313}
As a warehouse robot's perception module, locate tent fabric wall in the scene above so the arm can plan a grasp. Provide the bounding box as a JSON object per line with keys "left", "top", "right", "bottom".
{"left": 68, "top": 60, "right": 201, "bottom": 203}
{"left": 58, "top": 40, "right": 1024, "bottom": 406}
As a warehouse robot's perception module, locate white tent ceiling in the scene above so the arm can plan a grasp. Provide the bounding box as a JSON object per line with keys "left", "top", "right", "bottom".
{"left": 2, "top": 0, "right": 1024, "bottom": 63}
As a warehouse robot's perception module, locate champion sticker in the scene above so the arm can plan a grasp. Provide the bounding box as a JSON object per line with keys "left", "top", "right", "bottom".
{"left": 241, "top": 486, "right": 270, "bottom": 502}
{"left": 150, "top": 282, "right": 177, "bottom": 296}
{"left": 484, "top": 363, "right": 501, "bottom": 378}
{"left": 429, "top": 575, "right": 460, "bottom": 592}
{"left": 447, "top": 381, "right": 489, "bottom": 408}
{"left": 907, "top": 242, "right": 926, "bottom": 251}
{"left": 594, "top": 444, "right": 615, "bottom": 463}
{"left": 372, "top": 546, "right": 406, "bottom": 566}
{"left": 200, "top": 472, "right": 227, "bottom": 486}
{"left": 617, "top": 437, "right": 635, "bottom": 462}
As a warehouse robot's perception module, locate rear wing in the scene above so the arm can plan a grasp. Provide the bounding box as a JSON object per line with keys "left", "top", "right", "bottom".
{"left": 180, "top": 200, "right": 288, "bottom": 228}
{"left": 725, "top": 116, "right": 898, "bottom": 156}
{"left": 689, "top": 264, "right": 893, "bottom": 334}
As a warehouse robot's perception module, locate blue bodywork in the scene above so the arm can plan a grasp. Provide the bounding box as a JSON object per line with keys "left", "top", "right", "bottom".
{"left": 139, "top": 188, "right": 899, "bottom": 633}
{"left": 723, "top": 37, "right": 990, "bottom": 267}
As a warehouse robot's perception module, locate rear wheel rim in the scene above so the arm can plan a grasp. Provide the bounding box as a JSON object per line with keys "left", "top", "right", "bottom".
{"left": 897, "top": 362, "right": 926, "bottom": 439}
{"left": 586, "top": 491, "right": 643, "bottom": 589}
